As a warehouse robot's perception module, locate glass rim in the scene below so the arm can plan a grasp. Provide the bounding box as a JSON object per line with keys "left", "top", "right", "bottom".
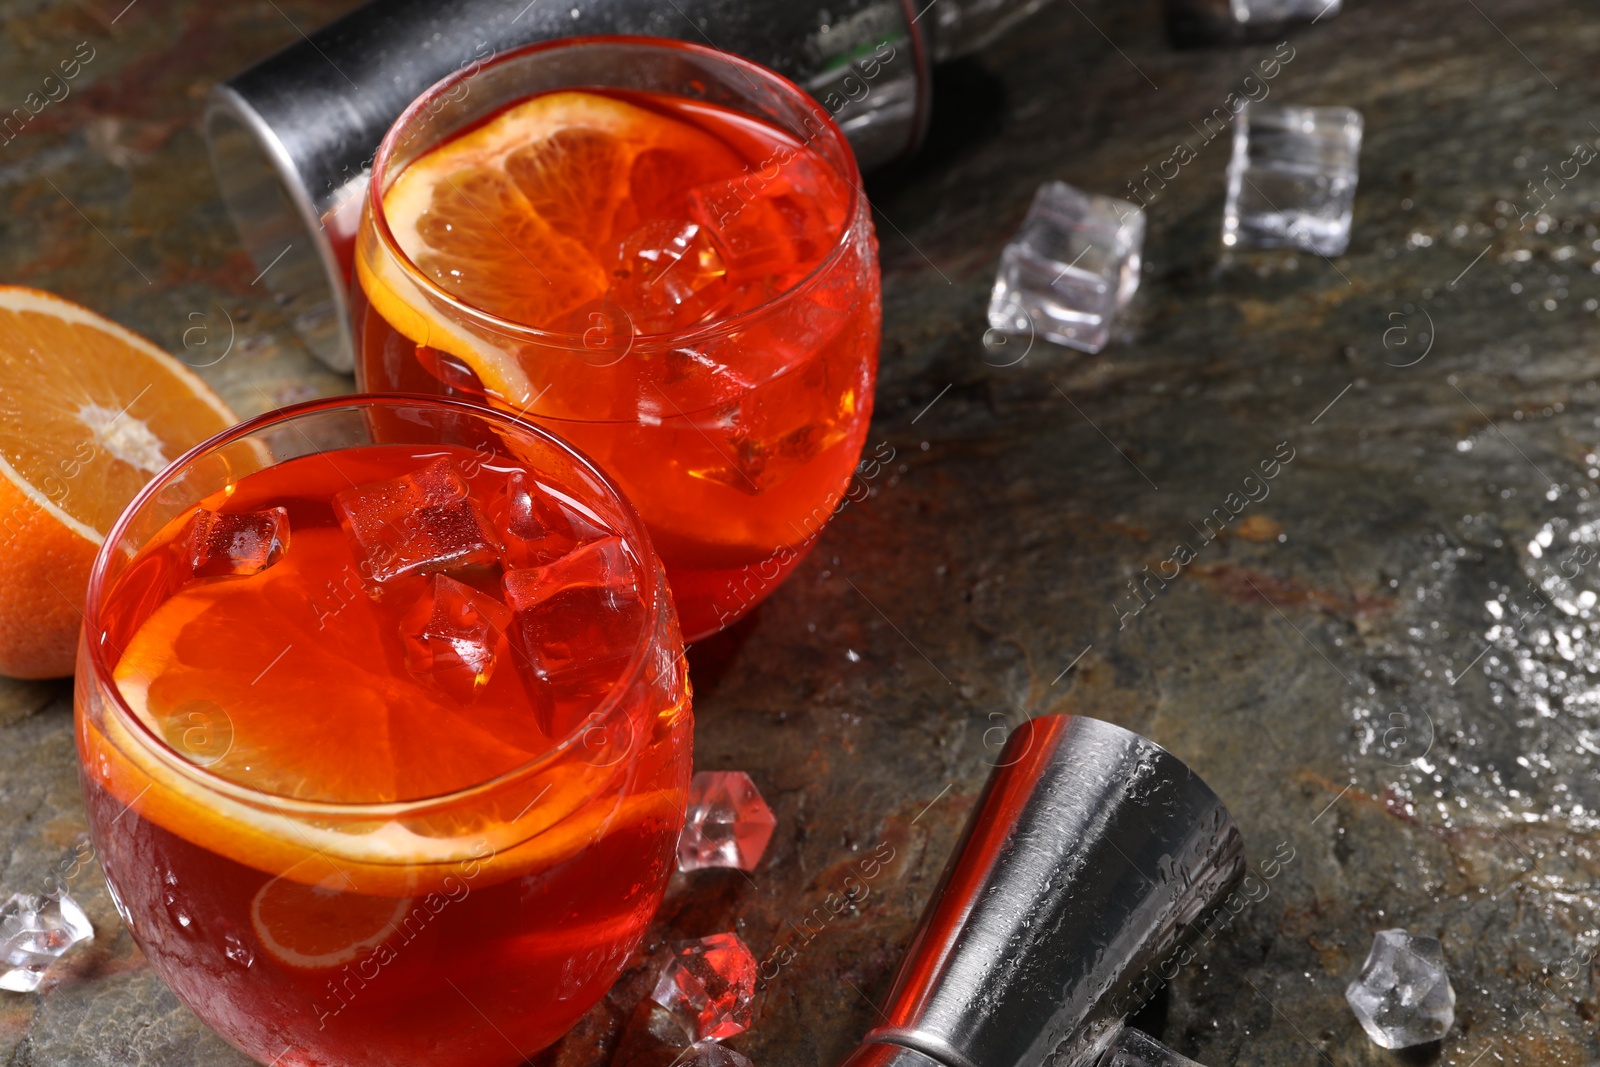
{"left": 365, "top": 33, "right": 866, "bottom": 350}
{"left": 80, "top": 392, "right": 676, "bottom": 819}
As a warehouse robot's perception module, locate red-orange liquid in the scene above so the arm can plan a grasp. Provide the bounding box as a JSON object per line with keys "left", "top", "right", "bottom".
{"left": 77, "top": 444, "right": 691, "bottom": 1067}
{"left": 355, "top": 88, "right": 881, "bottom": 639}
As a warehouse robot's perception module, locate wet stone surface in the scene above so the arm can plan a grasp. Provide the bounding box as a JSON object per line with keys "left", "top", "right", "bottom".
{"left": 3, "top": 0, "right": 1600, "bottom": 1065}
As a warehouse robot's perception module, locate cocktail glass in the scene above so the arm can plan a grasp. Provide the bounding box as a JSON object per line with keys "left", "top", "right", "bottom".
{"left": 352, "top": 36, "right": 882, "bottom": 640}
{"left": 75, "top": 395, "right": 691, "bottom": 1067}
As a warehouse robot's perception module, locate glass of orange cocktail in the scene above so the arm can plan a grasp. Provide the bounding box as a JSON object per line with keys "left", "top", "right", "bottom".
{"left": 75, "top": 395, "right": 691, "bottom": 1067}
{"left": 352, "top": 36, "right": 882, "bottom": 641}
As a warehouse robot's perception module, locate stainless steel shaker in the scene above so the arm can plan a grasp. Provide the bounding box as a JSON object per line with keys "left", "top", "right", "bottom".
{"left": 836, "top": 715, "right": 1246, "bottom": 1067}
{"left": 205, "top": 0, "right": 1054, "bottom": 372}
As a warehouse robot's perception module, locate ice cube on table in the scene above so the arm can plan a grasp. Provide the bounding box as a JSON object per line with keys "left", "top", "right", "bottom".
{"left": 186, "top": 506, "right": 289, "bottom": 578}
{"left": 1, "top": 891, "right": 93, "bottom": 993}
{"left": 650, "top": 933, "right": 758, "bottom": 1042}
{"left": 681, "top": 1043, "right": 752, "bottom": 1067}
{"left": 678, "top": 771, "right": 778, "bottom": 873}
{"left": 986, "top": 181, "right": 1145, "bottom": 354}
{"left": 493, "top": 470, "right": 616, "bottom": 569}
{"left": 333, "top": 457, "right": 500, "bottom": 582}
{"left": 503, "top": 535, "right": 643, "bottom": 736}
{"left": 1164, "top": 0, "right": 1338, "bottom": 42}
{"left": 399, "top": 573, "right": 514, "bottom": 704}
{"left": 1223, "top": 103, "right": 1363, "bottom": 256}
{"left": 1344, "top": 929, "right": 1455, "bottom": 1049}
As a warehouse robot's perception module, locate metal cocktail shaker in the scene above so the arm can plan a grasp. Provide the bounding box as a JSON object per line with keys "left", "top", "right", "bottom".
{"left": 838, "top": 715, "right": 1246, "bottom": 1067}
{"left": 205, "top": 0, "right": 1054, "bottom": 372}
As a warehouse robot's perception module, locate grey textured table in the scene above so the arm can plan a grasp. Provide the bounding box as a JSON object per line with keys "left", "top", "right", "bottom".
{"left": 3, "top": 1, "right": 1598, "bottom": 1065}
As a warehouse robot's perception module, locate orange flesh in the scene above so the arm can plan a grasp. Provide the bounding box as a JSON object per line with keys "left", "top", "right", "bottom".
{"left": 381, "top": 88, "right": 850, "bottom": 337}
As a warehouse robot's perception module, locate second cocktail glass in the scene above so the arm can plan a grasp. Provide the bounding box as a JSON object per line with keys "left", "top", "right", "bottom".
{"left": 352, "top": 36, "right": 882, "bottom": 640}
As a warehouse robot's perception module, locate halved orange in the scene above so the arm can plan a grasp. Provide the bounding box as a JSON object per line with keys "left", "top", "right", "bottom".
{"left": 0, "top": 287, "right": 236, "bottom": 678}
{"left": 359, "top": 89, "right": 743, "bottom": 403}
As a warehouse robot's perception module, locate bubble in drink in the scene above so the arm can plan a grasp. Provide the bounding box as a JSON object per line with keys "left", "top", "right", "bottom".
{"left": 333, "top": 456, "right": 501, "bottom": 582}
{"left": 399, "top": 573, "right": 514, "bottom": 703}
{"left": 186, "top": 506, "right": 290, "bottom": 578}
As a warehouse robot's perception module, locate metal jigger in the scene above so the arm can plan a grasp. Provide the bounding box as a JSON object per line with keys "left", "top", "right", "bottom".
{"left": 840, "top": 715, "right": 1245, "bottom": 1067}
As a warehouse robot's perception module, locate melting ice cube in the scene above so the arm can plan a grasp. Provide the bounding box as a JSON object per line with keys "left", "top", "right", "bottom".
{"left": 503, "top": 536, "right": 642, "bottom": 736}
{"left": 678, "top": 771, "right": 778, "bottom": 873}
{"left": 492, "top": 470, "right": 615, "bottom": 569}
{"left": 333, "top": 457, "right": 500, "bottom": 582}
{"left": 688, "top": 154, "right": 842, "bottom": 282}
{"left": 0, "top": 891, "right": 94, "bottom": 993}
{"left": 399, "top": 573, "right": 514, "bottom": 703}
{"left": 1344, "top": 929, "right": 1455, "bottom": 1049}
{"left": 650, "top": 933, "right": 758, "bottom": 1042}
{"left": 987, "top": 180, "right": 1144, "bottom": 354}
{"left": 187, "top": 506, "right": 289, "bottom": 578}
{"left": 1223, "top": 103, "right": 1363, "bottom": 257}
{"left": 609, "top": 219, "right": 731, "bottom": 334}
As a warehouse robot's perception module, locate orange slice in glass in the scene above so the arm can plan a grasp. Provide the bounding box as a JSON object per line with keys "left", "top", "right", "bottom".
{"left": 110, "top": 525, "right": 550, "bottom": 805}
{"left": 360, "top": 89, "right": 743, "bottom": 404}
{"left": 250, "top": 853, "right": 417, "bottom": 969}
{"left": 95, "top": 522, "right": 688, "bottom": 893}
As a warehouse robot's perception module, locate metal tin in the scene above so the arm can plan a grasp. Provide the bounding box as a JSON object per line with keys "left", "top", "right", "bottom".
{"left": 839, "top": 715, "right": 1246, "bottom": 1067}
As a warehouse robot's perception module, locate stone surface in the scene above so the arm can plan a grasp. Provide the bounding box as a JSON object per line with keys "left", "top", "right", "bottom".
{"left": 2, "top": 1, "right": 1599, "bottom": 1066}
{"left": 1344, "top": 929, "right": 1455, "bottom": 1049}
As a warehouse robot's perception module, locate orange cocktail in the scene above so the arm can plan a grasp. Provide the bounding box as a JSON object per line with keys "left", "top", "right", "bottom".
{"left": 75, "top": 397, "right": 690, "bottom": 1067}
{"left": 353, "top": 36, "right": 881, "bottom": 640}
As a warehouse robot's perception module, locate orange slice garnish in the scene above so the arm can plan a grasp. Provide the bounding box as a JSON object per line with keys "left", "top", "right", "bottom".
{"left": 359, "top": 89, "right": 743, "bottom": 403}
{"left": 89, "top": 520, "right": 690, "bottom": 894}
{"left": 110, "top": 525, "right": 550, "bottom": 805}
{"left": 250, "top": 853, "right": 416, "bottom": 969}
